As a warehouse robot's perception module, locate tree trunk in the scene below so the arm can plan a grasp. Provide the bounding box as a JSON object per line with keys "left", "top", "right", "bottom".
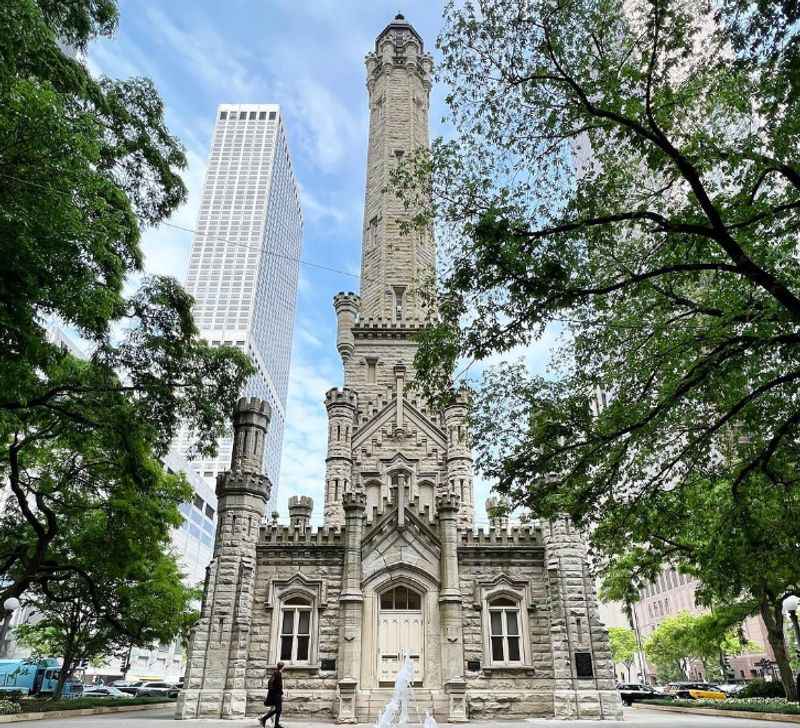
{"left": 759, "top": 596, "right": 798, "bottom": 701}
{"left": 54, "top": 651, "right": 72, "bottom": 700}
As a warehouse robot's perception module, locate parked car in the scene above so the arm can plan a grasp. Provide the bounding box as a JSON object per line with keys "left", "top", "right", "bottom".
{"left": 718, "top": 682, "right": 745, "bottom": 695}
{"left": 617, "top": 683, "right": 668, "bottom": 706}
{"left": 664, "top": 681, "right": 727, "bottom": 700}
{"left": 81, "top": 686, "right": 129, "bottom": 699}
{"left": 114, "top": 681, "right": 143, "bottom": 696}
{"left": 135, "top": 681, "right": 179, "bottom": 698}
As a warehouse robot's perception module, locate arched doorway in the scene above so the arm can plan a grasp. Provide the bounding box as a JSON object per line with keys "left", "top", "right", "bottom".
{"left": 377, "top": 584, "right": 424, "bottom": 685}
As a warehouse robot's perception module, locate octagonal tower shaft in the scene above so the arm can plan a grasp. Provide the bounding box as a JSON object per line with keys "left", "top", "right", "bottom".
{"left": 360, "top": 16, "right": 435, "bottom": 323}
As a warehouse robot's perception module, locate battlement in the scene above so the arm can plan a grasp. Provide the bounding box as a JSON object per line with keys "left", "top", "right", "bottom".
{"left": 444, "top": 386, "right": 471, "bottom": 412}
{"left": 325, "top": 387, "right": 358, "bottom": 408}
{"left": 288, "top": 495, "right": 313, "bottom": 509}
{"left": 334, "top": 291, "right": 361, "bottom": 311}
{"left": 436, "top": 491, "right": 461, "bottom": 513}
{"left": 460, "top": 525, "right": 544, "bottom": 547}
{"left": 233, "top": 396, "right": 271, "bottom": 417}
{"left": 342, "top": 490, "right": 367, "bottom": 511}
{"left": 259, "top": 524, "right": 345, "bottom": 547}
{"left": 353, "top": 319, "right": 430, "bottom": 335}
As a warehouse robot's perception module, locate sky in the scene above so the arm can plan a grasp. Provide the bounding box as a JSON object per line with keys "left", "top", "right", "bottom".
{"left": 86, "top": 1, "right": 558, "bottom": 526}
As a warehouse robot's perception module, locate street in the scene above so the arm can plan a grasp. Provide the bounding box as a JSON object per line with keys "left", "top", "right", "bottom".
{"left": 9, "top": 707, "right": 799, "bottom": 728}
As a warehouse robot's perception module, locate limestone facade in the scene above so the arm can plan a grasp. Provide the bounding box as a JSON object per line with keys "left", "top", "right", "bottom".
{"left": 177, "top": 14, "right": 621, "bottom": 723}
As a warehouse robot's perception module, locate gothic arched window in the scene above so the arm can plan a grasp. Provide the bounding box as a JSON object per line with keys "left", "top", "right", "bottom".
{"left": 488, "top": 596, "right": 522, "bottom": 665}
{"left": 279, "top": 595, "right": 313, "bottom": 664}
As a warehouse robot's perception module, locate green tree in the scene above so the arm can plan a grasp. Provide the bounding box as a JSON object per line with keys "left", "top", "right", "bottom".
{"left": 608, "top": 627, "right": 637, "bottom": 682}
{"left": 0, "top": 0, "right": 252, "bottom": 605}
{"left": 16, "top": 555, "right": 196, "bottom": 698}
{"left": 644, "top": 611, "right": 758, "bottom": 683}
{"left": 395, "top": 0, "right": 800, "bottom": 699}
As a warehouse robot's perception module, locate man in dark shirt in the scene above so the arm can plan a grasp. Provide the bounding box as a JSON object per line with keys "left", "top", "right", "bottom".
{"left": 259, "top": 661, "right": 285, "bottom": 728}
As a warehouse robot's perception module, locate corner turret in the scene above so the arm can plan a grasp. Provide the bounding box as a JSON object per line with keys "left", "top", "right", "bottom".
{"left": 288, "top": 495, "right": 313, "bottom": 531}
{"left": 333, "top": 292, "right": 360, "bottom": 363}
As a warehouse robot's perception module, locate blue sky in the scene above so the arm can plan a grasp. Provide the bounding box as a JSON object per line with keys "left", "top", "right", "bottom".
{"left": 86, "top": 1, "right": 557, "bottom": 526}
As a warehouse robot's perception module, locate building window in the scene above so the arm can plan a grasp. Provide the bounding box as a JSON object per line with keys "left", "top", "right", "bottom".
{"left": 488, "top": 597, "right": 521, "bottom": 664}
{"left": 367, "top": 358, "right": 377, "bottom": 384}
{"left": 205, "top": 504, "right": 215, "bottom": 520}
{"left": 249, "top": 111, "right": 256, "bottom": 120}
{"left": 259, "top": 111, "right": 267, "bottom": 120}
{"left": 279, "top": 596, "right": 312, "bottom": 663}
{"left": 380, "top": 585, "right": 421, "bottom": 610}
{"left": 239, "top": 111, "right": 247, "bottom": 120}
{"left": 193, "top": 493, "right": 205, "bottom": 510}
{"left": 393, "top": 286, "right": 406, "bottom": 321}
{"left": 269, "top": 111, "right": 276, "bottom": 120}
{"left": 575, "top": 651, "right": 594, "bottom": 678}
{"left": 220, "top": 111, "right": 227, "bottom": 120}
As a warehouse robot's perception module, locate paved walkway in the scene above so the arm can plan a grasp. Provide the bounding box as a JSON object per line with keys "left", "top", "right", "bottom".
{"left": 6, "top": 707, "right": 800, "bottom": 727}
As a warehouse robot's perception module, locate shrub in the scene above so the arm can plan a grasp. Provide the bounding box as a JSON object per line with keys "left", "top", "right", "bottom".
{"left": 18, "top": 696, "right": 174, "bottom": 713}
{"left": 738, "top": 679, "right": 786, "bottom": 699}
{"left": 0, "top": 700, "right": 21, "bottom": 715}
{"left": 641, "top": 698, "right": 800, "bottom": 715}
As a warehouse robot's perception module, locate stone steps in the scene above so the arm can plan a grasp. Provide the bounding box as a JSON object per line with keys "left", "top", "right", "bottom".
{"left": 356, "top": 688, "right": 446, "bottom": 721}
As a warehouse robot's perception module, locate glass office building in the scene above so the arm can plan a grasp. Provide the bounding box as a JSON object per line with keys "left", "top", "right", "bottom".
{"left": 181, "top": 104, "right": 303, "bottom": 508}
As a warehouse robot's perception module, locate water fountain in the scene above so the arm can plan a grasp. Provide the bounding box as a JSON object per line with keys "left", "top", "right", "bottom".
{"left": 374, "top": 655, "right": 439, "bottom": 728}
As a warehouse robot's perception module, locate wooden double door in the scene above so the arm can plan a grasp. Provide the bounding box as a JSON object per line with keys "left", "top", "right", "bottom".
{"left": 377, "top": 585, "right": 424, "bottom": 685}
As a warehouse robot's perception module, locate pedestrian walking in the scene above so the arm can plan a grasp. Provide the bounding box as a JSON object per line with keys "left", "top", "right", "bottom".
{"left": 259, "top": 661, "right": 285, "bottom": 727}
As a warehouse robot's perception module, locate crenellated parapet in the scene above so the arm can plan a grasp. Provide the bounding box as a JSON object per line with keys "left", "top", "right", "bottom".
{"left": 342, "top": 490, "right": 367, "bottom": 512}
{"left": 259, "top": 523, "right": 344, "bottom": 547}
{"left": 333, "top": 292, "right": 360, "bottom": 363}
{"left": 460, "top": 525, "right": 544, "bottom": 548}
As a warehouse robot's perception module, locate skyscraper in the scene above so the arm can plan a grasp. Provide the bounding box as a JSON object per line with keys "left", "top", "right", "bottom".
{"left": 181, "top": 104, "right": 303, "bottom": 507}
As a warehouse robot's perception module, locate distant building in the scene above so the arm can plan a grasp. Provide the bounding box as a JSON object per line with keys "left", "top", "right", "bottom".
{"left": 177, "top": 104, "right": 303, "bottom": 511}
{"left": 633, "top": 567, "right": 773, "bottom": 682}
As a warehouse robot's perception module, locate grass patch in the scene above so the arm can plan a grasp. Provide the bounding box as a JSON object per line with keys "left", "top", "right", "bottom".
{"left": 17, "top": 696, "right": 174, "bottom": 713}
{"left": 641, "top": 698, "right": 800, "bottom": 715}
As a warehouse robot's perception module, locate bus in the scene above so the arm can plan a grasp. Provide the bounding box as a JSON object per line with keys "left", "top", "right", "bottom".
{"left": 0, "top": 658, "right": 82, "bottom": 697}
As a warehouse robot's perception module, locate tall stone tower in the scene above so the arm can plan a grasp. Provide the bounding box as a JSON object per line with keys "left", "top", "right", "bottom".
{"left": 177, "top": 397, "right": 272, "bottom": 720}
{"left": 324, "top": 13, "right": 474, "bottom": 529}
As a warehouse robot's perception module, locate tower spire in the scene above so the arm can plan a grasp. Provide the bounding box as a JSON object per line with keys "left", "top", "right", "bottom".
{"left": 359, "top": 15, "right": 434, "bottom": 323}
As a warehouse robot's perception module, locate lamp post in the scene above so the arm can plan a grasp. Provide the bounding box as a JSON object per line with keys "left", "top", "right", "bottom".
{"left": 784, "top": 595, "right": 800, "bottom": 660}
{"left": 0, "top": 597, "right": 20, "bottom": 658}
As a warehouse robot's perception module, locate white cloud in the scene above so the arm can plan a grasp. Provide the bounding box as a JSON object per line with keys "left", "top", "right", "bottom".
{"left": 298, "top": 183, "right": 348, "bottom": 226}
{"left": 282, "top": 77, "right": 366, "bottom": 173}
{"left": 142, "top": 6, "right": 264, "bottom": 102}
{"left": 277, "top": 352, "right": 340, "bottom": 523}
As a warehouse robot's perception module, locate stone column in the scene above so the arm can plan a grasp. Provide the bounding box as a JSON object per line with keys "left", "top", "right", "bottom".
{"left": 337, "top": 491, "right": 366, "bottom": 723}
{"left": 323, "top": 388, "right": 357, "bottom": 528}
{"left": 444, "top": 388, "right": 474, "bottom": 528}
{"left": 177, "top": 398, "right": 272, "bottom": 720}
{"left": 437, "top": 492, "right": 467, "bottom": 722}
{"left": 288, "top": 495, "right": 313, "bottom": 531}
{"left": 543, "top": 517, "right": 622, "bottom": 720}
